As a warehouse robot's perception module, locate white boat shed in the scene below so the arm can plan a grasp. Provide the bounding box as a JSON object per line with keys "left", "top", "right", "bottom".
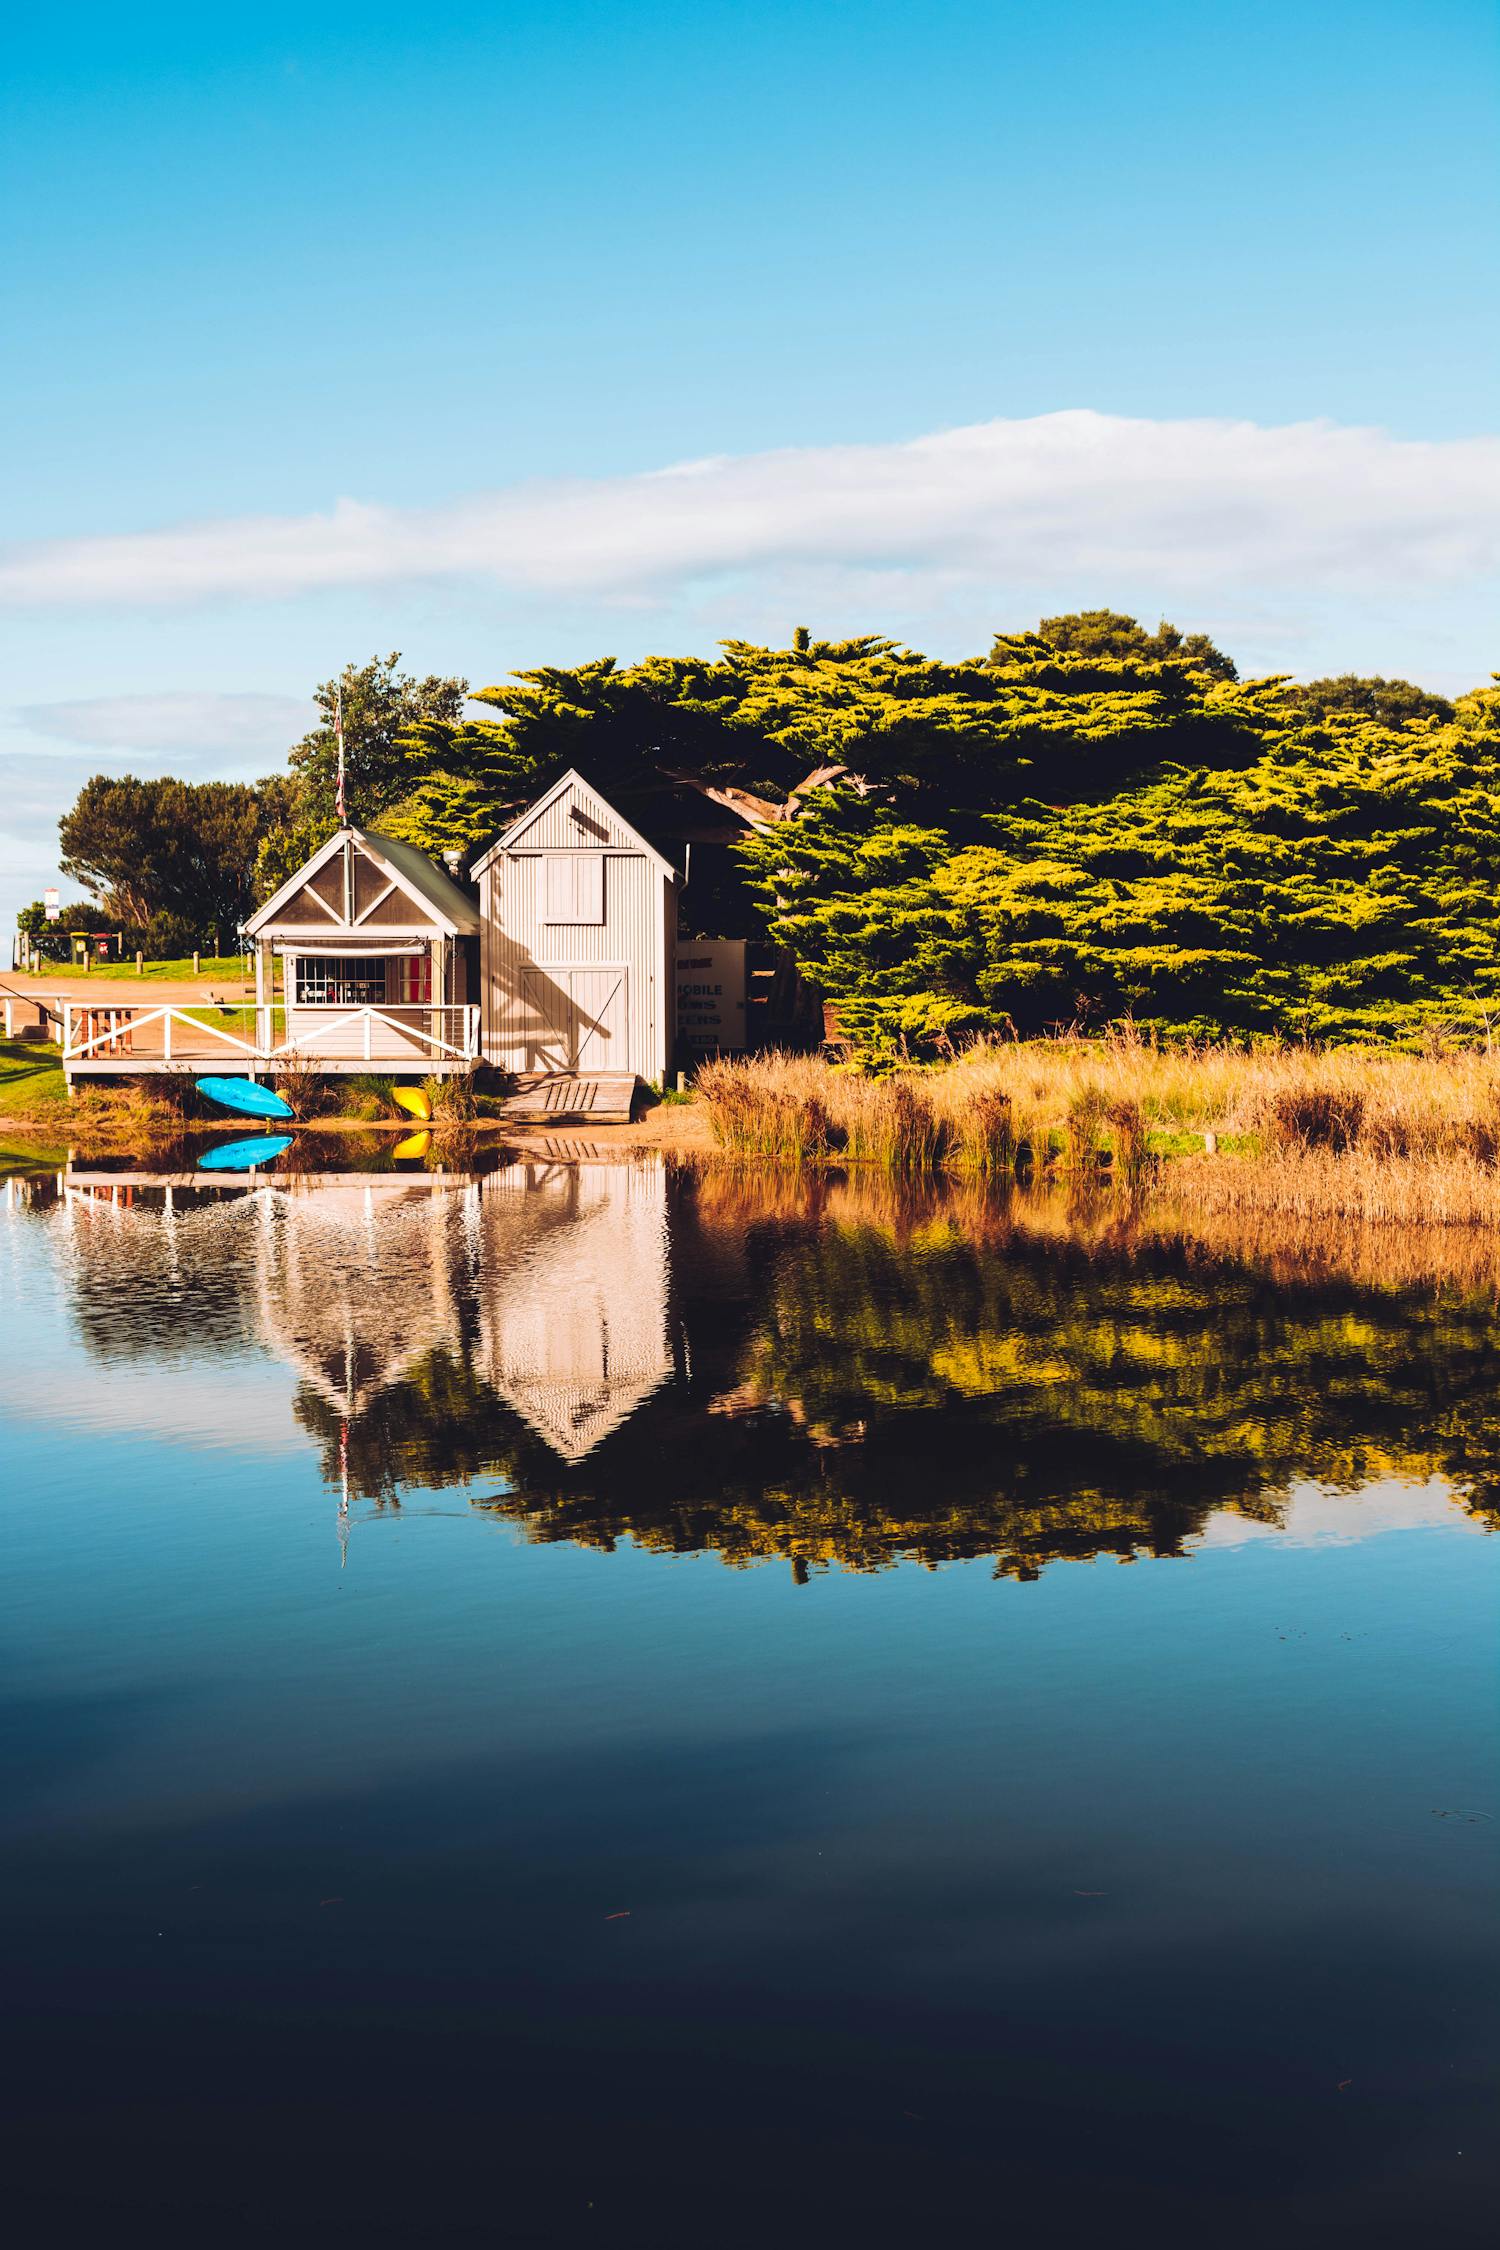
{"left": 244, "top": 826, "right": 483, "bottom": 1071}
{"left": 472, "top": 770, "right": 681, "bottom": 1086}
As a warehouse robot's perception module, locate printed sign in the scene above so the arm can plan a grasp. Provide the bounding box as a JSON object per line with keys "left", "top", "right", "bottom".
{"left": 676, "top": 940, "right": 747, "bottom": 1051}
{"left": 43, "top": 887, "right": 59, "bottom": 921}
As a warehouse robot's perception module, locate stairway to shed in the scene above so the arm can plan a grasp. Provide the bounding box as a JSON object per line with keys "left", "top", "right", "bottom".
{"left": 497, "top": 1073, "right": 639, "bottom": 1125}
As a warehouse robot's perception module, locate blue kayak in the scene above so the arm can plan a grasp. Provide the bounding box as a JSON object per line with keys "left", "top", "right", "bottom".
{"left": 198, "top": 1075, "right": 294, "bottom": 1122}
{"left": 198, "top": 1133, "right": 293, "bottom": 1172}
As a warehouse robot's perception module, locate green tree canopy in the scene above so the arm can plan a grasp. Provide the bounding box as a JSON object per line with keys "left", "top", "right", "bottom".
{"left": 1281, "top": 673, "right": 1456, "bottom": 729}
{"left": 381, "top": 615, "right": 1261, "bottom": 864}
{"left": 255, "top": 653, "right": 468, "bottom": 895}
{"left": 57, "top": 775, "right": 287, "bottom": 937}
{"left": 1030, "top": 609, "right": 1238, "bottom": 683}
{"left": 743, "top": 695, "right": 1500, "bottom": 1047}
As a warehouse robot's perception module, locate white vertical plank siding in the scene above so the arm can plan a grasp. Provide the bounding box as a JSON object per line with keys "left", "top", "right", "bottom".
{"left": 480, "top": 776, "right": 677, "bottom": 1081}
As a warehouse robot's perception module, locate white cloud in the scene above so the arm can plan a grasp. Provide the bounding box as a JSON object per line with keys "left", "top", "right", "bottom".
{"left": 0, "top": 410, "right": 1495, "bottom": 614}
{"left": 17, "top": 690, "right": 311, "bottom": 759}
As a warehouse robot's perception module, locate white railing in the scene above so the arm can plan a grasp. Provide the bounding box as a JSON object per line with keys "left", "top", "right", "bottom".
{"left": 278, "top": 1004, "right": 478, "bottom": 1064}
{"left": 62, "top": 1002, "right": 479, "bottom": 1069}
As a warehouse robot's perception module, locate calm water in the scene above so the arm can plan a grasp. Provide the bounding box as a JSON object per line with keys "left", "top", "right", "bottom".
{"left": 1, "top": 1150, "right": 1495, "bottom": 2242}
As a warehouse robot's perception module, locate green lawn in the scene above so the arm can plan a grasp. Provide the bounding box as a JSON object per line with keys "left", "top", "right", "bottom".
{"left": 26, "top": 954, "right": 261, "bottom": 983}
{"left": 0, "top": 1036, "right": 68, "bottom": 1116}
{"left": 182, "top": 1004, "right": 285, "bottom": 1039}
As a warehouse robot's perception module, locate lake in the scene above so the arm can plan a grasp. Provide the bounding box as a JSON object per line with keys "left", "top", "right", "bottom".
{"left": 2, "top": 1148, "right": 1495, "bottom": 2242}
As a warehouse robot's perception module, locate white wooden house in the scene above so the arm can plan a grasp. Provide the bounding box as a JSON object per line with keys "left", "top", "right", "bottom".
{"left": 244, "top": 828, "right": 482, "bottom": 1072}
{"left": 471, "top": 770, "right": 680, "bottom": 1086}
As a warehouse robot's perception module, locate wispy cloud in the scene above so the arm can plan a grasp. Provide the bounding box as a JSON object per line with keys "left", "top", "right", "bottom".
{"left": 17, "top": 690, "right": 311, "bottom": 759}
{"left": 1, "top": 411, "right": 1495, "bottom": 613}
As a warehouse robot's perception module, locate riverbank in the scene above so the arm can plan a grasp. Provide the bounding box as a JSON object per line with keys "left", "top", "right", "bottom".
{"left": 10, "top": 1033, "right": 1500, "bottom": 1230}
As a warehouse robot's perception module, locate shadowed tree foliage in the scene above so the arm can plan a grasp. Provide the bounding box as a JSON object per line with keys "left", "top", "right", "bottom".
{"left": 65, "top": 616, "right": 1488, "bottom": 1038}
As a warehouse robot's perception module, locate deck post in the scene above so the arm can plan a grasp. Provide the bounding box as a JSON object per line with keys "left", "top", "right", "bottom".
{"left": 254, "top": 942, "right": 266, "bottom": 1055}
{"left": 164, "top": 1010, "right": 173, "bottom": 1060}
{"left": 363, "top": 1009, "right": 372, "bottom": 1062}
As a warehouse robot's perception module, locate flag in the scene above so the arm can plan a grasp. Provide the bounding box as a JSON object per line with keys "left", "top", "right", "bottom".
{"left": 334, "top": 686, "right": 347, "bottom": 822}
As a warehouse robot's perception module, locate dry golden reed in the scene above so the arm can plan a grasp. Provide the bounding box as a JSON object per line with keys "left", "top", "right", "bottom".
{"left": 695, "top": 1032, "right": 1500, "bottom": 1222}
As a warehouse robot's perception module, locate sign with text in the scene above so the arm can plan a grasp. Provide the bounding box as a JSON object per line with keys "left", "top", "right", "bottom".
{"left": 676, "top": 940, "right": 747, "bottom": 1051}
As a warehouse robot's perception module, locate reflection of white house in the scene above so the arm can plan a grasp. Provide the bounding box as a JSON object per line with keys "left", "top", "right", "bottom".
{"left": 477, "top": 1161, "right": 672, "bottom": 1460}
{"left": 43, "top": 1160, "right": 676, "bottom": 1473}
{"left": 249, "top": 1179, "right": 476, "bottom": 1417}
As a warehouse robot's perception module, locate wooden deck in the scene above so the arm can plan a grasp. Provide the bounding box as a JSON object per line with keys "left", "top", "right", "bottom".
{"left": 495, "top": 1074, "right": 639, "bottom": 1125}
{"left": 56, "top": 1000, "right": 480, "bottom": 1080}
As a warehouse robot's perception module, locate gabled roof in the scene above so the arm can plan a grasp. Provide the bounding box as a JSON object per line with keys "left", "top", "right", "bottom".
{"left": 246, "top": 826, "right": 481, "bottom": 936}
{"left": 471, "top": 769, "right": 679, "bottom": 880}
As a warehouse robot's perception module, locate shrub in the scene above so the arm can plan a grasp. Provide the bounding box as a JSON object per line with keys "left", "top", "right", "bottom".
{"left": 948, "top": 1086, "right": 1015, "bottom": 1176}
{"left": 425, "top": 1069, "right": 479, "bottom": 1123}
{"left": 1266, "top": 1086, "right": 1366, "bottom": 1153}
{"left": 1066, "top": 1082, "right": 1110, "bottom": 1170}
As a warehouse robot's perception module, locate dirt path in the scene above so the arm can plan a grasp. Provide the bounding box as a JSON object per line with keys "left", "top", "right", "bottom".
{"left": 3, "top": 972, "right": 253, "bottom": 1008}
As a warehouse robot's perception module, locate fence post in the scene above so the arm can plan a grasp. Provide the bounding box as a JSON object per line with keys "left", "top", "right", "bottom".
{"left": 193, "top": 950, "right": 200, "bottom": 977}
{"left": 363, "top": 1010, "right": 372, "bottom": 1062}
{"left": 136, "top": 951, "right": 144, "bottom": 974}
{"left": 63, "top": 1004, "right": 72, "bottom": 1059}
{"left": 164, "top": 1011, "right": 173, "bottom": 1060}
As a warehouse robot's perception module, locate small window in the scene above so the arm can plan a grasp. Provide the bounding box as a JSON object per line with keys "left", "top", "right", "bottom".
{"left": 543, "top": 853, "right": 604, "bottom": 924}
{"left": 295, "top": 956, "right": 387, "bottom": 1005}
{"left": 389, "top": 955, "right": 433, "bottom": 1005}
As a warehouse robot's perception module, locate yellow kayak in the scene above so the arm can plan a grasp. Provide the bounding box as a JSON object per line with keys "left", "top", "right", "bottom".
{"left": 393, "top": 1086, "right": 432, "bottom": 1122}
{"left": 391, "top": 1129, "right": 431, "bottom": 1161}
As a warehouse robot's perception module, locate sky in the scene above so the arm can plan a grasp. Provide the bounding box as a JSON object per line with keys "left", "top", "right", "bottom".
{"left": 2, "top": 0, "right": 1497, "bottom": 929}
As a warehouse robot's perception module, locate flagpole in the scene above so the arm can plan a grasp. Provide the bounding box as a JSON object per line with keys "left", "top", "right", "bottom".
{"left": 335, "top": 685, "right": 347, "bottom": 824}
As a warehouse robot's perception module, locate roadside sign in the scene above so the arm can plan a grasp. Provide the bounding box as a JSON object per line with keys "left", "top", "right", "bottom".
{"left": 676, "top": 940, "right": 747, "bottom": 1051}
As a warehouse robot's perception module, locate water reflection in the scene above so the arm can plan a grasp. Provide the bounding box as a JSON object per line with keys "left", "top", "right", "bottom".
{"left": 9, "top": 1157, "right": 1498, "bottom": 1578}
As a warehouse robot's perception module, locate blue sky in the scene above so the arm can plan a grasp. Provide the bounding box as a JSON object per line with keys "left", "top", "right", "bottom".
{"left": 2, "top": 0, "right": 1497, "bottom": 925}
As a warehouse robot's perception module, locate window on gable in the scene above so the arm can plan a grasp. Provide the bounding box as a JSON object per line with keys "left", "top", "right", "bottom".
{"left": 543, "top": 853, "right": 605, "bottom": 924}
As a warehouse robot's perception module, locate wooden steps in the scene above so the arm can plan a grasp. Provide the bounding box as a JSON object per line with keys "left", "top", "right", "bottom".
{"left": 497, "top": 1073, "right": 638, "bottom": 1125}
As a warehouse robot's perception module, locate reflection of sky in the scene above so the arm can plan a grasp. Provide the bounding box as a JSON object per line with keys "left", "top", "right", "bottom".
{"left": 4, "top": 1168, "right": 1498, "bottom": 2240}
{"left": 1191, "top": 1477, "right": 1478, "bottom": 1551}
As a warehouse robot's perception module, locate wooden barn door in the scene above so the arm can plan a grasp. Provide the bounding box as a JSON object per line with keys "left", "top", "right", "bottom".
{"left": 520, "top": 966, "right": 628, "bottom": 1072}
{"left": 571, "top": 969, "right": 627, "bottom": 1070}
{"left": 519, "top": 967, "right": 574, "bottom": 1072}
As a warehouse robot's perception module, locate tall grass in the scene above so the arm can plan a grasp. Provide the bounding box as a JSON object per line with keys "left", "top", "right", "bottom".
{"left": 696, "top": 1033, "right": 1500, "bottom": 1214}
{"left": 698, "top": 1047, "right": 1153, "bottom": 1178}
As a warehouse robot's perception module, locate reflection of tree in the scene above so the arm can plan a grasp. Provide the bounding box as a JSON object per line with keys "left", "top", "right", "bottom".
{"left": 290, "top": 1168, "right": 1500, "bottom": 1577}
